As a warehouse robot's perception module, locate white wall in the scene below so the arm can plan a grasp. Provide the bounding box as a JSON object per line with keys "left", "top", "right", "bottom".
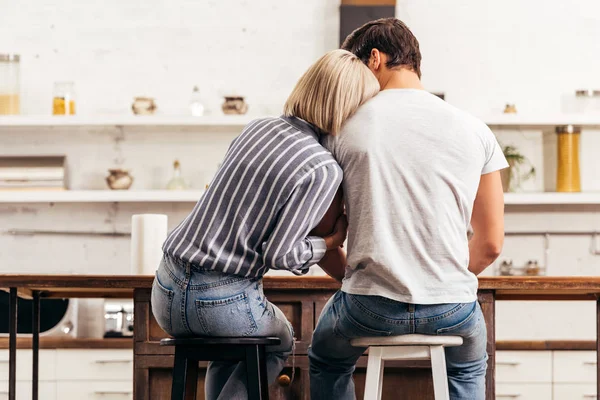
{"left": 2, "top": 0, "right": 600, "bottom": 339}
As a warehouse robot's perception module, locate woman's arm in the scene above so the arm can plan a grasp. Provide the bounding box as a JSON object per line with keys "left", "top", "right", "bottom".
{"left": 309, "top": 187, "right": 348, "bottom": 282}
{"left": 261, "top": 165, "right": 343, "bottom": 274}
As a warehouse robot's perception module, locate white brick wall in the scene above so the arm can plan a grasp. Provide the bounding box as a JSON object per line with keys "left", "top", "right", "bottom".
{"left": 1, "top": 0, "right": 600, "bottom": 339}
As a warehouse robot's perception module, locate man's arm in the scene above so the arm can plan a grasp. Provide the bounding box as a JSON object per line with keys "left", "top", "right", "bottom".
{"left": 469, "top": 171, "right": 505, "bottom": 275}
{"left": 310, "top": 187, "right": 348, "bottom": 282}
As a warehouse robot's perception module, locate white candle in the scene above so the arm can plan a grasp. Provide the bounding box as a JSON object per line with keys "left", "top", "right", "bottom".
{"left": 130, "top": 214, "right": 168, "bottom": 275}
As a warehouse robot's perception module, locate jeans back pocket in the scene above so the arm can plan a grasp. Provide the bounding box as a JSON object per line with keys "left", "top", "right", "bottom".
{"left": 151, "top": 277, "right": 175, "bottom": 335}
{"left": 196, "top": 292, "right": 258, "bottom": 337}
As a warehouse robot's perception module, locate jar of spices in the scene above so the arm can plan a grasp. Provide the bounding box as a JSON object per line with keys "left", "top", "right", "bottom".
{"left": 556, "top": 125, "right": 581, "bottom": 192}
{"left": 0, "top": 54, "right": 20, "bottom": 115}
{"left": 52, "top": 81, "right": 76, "bottom": 115}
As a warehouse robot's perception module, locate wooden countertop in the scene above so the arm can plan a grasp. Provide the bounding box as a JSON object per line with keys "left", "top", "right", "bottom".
{"left": 1, "top": 275, "right": 600, "bottom": 300}
{"left": 0, "top": 337, "right": 132, "bottom": 349}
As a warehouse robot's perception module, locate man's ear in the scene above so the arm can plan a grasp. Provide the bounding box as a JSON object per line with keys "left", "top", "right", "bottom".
{"left": 369, "top": 49, "right": 382, "bottom": 72}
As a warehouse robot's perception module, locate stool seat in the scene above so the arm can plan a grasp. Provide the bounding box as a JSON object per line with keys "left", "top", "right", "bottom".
{"left": 161, "top": 336, "right": 281, "bottom": 346}
{"left": 351, "top": 334, "right": 462, "bottom": 348}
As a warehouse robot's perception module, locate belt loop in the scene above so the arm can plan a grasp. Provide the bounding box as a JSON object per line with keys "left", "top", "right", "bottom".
{"left": 185, "top": 262, "right": 191, "bottom": 277}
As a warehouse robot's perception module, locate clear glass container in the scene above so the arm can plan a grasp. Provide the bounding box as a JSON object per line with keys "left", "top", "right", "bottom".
{"left": 562, "top": 90, "right": 600, "bottom": 114}
{"left": 166, "top": 160, "right": 189, "bottom": 190}
{"left": 52, "top": 81, "right": 76, "bottom": 115}
{"left": 0, "top": 54, "right": 20, "bottom": 115}
{"left": 189, "top": 86, "right": 205, "bottom": 116}
{"left": 556, "top": 125, "right": 581, "bottom": 192}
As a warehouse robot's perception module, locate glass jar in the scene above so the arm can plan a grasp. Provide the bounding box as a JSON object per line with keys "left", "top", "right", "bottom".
{"left": 562, "top": 90, "right": 600, "bottom": 114}
{"left": 52, "top": 81, "right": 76, "bottom": 115}
{"left": 556, "top": 125, "right": 581, "bottom": 192}
{"left": 0, "top": 54, "right": 20, "bottom": 115}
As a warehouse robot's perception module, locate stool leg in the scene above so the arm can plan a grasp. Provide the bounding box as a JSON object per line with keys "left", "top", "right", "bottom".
{"left": 171, "top": 347, "right": 199, "bottom": 400}
{"left": 430, "top": 345, "right": 450, "bottom": 400}
{"left": 245, "top": 345, "right": 269, "bottom": 400}
{"left": 364, "top": 347, "right": 384, "bottom": 400}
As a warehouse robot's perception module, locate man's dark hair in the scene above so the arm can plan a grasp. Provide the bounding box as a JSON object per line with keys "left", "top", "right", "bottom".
{"left": 341, "top": 18, "right": 422, "bottom": 78}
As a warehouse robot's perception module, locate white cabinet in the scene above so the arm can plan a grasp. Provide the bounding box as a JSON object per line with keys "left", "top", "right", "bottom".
{"left": 55, "top": 349, "right": 133, "bottom": 381}
{"left": 57, "top": 381, "right": 133, "bottom": 400}
{"left": 553, "top": 383, "right": 596, "bottom": 400}
{"left": 496, "top": 351, "right": 552, "bottom": 383}
{"left": 553, "top": 351, "right": 597, "bottom": 383}
{"left": 0, "top": 382, "right": 56, "bottom": 400}
{"left": 496, "top": 383, "right": 552, "bottom": 399}
{"left": 0, "top": 350, "right": 56, "bottom": 381}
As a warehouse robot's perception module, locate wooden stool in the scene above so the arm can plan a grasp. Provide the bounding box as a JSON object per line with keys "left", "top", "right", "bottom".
{"left": 160, "top": 336, "right": 281, "bottom": 400}
{"left": 351, "top": 334, "right": 463, "bottom": 400}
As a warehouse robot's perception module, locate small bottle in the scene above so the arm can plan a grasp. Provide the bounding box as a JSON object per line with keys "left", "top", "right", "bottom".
{"left": 189, "top": 86, "right": 205, "bottom": 116}
{"left": 166, "top": 160, "right": 189, "bottom": 190}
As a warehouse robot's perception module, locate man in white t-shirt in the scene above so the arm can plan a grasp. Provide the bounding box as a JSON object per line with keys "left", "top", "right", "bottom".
{"left": 309, "top": 18, "right": 508, "bottom": 400}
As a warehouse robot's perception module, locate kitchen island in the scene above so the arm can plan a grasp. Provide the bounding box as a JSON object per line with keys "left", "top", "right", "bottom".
{"left": 1, "top": 275, "right": 600, "bottom": 400}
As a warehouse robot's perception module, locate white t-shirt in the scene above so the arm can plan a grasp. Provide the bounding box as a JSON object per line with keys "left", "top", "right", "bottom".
{"left": 323, "top": 89, "right": 508, "bottom": 304}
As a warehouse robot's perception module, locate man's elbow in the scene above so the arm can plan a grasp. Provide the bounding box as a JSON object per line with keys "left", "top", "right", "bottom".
{"left": 483, "top": 240, "right": 503, "bottom": 262}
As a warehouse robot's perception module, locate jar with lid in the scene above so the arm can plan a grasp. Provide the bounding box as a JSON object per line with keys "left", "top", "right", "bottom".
{"left": 556, "top": 125, "right": 581, "bottom": 192}
{"left": 52, "top": 81, "right": 76, "bottom": 115}
{"left": 562, "top": 90, "right": 600, "bottom": 114}
{"left": 0, "top": 54, "right": 20, "bottom": 115}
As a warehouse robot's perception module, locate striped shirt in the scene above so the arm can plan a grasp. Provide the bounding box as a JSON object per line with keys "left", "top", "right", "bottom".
{"left": 163, "top": 116, "right": 343, "bottom": 278}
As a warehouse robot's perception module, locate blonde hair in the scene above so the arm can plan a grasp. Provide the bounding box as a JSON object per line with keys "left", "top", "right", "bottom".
{"left": 284, "top": 49, "right": 380, "bottom": 136}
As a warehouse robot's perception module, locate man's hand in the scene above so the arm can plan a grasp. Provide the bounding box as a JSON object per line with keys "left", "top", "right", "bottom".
{"left": 323, "top": 214, "right": 348, "bottom": 250}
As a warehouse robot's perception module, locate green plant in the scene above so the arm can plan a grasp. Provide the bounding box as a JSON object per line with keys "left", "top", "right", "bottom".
{"left": 502, "top": 145, "right": 536, "bottom": 191}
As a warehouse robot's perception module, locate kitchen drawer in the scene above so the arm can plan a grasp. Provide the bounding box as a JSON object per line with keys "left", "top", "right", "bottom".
{"left": 56, "top": 349, "right": 133, "bottom": 381}
{"left": 0, "top": 350, "right": 56, "bottom": 381}
{"left": 0, "top": 381, "right": 56, "bottom": 400}
{"left": 553, "top": 351, "right": 597, "bottom": 383}
{"left": 496, "top": 383, "right": 552, "bottom": 399}
{"left": 553, "top": 383, "right": 596, "bottom": 400}
{"left": 57, "top": 381, "right": 132, "bottom": 400}
{"left": 496, "top": 351, "right": 552, "bottom": 383}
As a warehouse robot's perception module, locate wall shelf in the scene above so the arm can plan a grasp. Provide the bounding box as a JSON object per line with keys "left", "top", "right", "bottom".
{"left": 482, "top": 114, "right": 600, "bottom": 129}
{"left": 0, "top": 190, "right": 204, "bottom": 203}
{"left": 0, "top": 190, "right": 598, "bottom": 205}
{"left": 0, "top": 115, "right": 254, "bottom": 128}
{"left": 504, "top": 192, "right": 600, "bottom": 205}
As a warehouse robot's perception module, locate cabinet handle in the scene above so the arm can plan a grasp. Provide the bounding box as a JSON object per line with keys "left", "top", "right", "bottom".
{"left": 496, "top": 395, "right": 521, "bottom": 398}
{"left": 94, "top": 359, "right": 133, "bottom": 364}
{"left": 583, "top": 361, "right": 597, "bottom": 365}
{"left": 94, "top": 391, "right": 132, "bottom": 396}
{"left": 583, "top": 395, "right": 596, "bottom": 398}
{"left": 497, "top": 361, "right": 521, "bottom": 366}
{"left": 278, "top": 374, "right": 291, "bottom": 386}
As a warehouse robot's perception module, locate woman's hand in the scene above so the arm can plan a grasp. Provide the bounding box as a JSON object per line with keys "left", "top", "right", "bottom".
{"left": 323, "top": 214, "right": 348, "bottom": 250}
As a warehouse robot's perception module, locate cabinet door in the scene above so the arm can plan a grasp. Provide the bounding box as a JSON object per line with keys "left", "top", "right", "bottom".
{"left": 553, "top": 351, "right": 597, "bottom": 383}
{"left": 0, "top": 381, "right": 56, "bottom": 400}
{"left": 56, "top": 349, "right": 133, "bottom": 381}
{"left": 496, "top": 351, "right": 552, "bottom": 383}
{"left": 496, "top": 383, "right": 552, "bottom": 399}
{"left": 0, "top": 350, "right": 56, "bottom": 381}
{"left": 553, "top": 383, "right": 596, "bottom": 400}
{"left": 57, "top": 381, "right": 132, "bottom": 400}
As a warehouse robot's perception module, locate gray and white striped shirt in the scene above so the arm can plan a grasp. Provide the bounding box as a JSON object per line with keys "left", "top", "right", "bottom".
{"left": 163, "top": 116, "right": 343, "bottom": 278}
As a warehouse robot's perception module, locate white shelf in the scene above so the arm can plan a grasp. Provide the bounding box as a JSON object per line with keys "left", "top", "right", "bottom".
{"left": 0, "top": 115, "right": 255, "bottom": 128}
{"left": 0, "top": 190, "right": 204, "bottom": 203}
{"left": 0, "top": 190, "right": 597, "bottom": 205}
{"left": 482, "top": 114, "right": 600, "bottom": 128}
{"left": 504, "top": 192, "right": 600, "bottom": 205}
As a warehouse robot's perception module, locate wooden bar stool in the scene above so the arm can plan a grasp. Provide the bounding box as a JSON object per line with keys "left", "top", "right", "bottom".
{"left": 161, "top": 336, "right": 281, "bottom": 400}
{"left": 351, "top": 334, "right": 463, "bottom": 400}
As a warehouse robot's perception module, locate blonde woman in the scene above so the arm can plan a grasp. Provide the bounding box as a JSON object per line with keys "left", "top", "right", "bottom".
{"left": 152, "top": 49, "right": 379, "bottom": 399}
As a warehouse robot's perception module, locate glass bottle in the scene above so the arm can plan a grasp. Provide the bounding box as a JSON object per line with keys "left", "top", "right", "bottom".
{"left": 52, "top": 81, "right": 76, "bottom": 115}
{"left": 166, "top": 160, "right": 189, "bottom": 190}
{"left": 0, "top": 54, "right": 20, "bottom": 115}
{"left": 189, "top": 86, "right": 205, "bottom": 116}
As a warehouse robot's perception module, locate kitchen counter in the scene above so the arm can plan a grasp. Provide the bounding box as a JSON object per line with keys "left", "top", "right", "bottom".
{"left": 0, "top": 337, "right": 132, "bottom": 349}
{"left": 2, "top": 275, "right": 600, "bottom": 399}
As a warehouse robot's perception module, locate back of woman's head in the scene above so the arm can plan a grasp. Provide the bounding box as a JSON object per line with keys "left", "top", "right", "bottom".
{"left": 284, "top": 49, "right": 380, "bottom": 136}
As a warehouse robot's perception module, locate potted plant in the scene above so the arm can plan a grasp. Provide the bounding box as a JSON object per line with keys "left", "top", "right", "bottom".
{"left": 501, "top": 145, "right": 535, "bottom": 192}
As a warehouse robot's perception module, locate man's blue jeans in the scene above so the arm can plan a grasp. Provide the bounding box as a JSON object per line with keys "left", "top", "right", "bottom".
{"left": 309, "top": 291, "right": 488, "bottom": 400}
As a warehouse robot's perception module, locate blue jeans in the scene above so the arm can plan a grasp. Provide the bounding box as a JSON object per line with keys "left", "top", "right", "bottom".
{"left": 151, "top": 255, "right": 293, "bottom": 400}
{"left": 309, "top": 291, "right": 487, "bottom": 400}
